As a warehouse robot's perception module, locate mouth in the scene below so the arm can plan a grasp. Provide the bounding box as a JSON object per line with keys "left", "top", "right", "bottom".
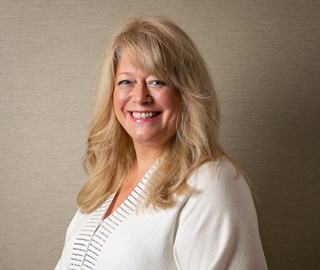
{"left": 130, "top": 111, "right": 161, "bottom": 120}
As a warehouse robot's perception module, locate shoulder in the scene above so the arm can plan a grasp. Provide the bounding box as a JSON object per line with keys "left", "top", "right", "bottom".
{"left": 186, "top": 157, "right": 256, "bottom": 220}
{"left": 65, "top": 210, "right": 86, "bottom": 240}
{"left": 174, "top": 158, "right": 267, "bottom": 269}
{"left": 188, "top": 157, "right": 247, "bottom": 193}
{"left": 190, "top": 157, "right": 237, "bottom": 179}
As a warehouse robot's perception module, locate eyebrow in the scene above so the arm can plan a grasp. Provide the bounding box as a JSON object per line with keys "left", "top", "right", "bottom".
{"left": 116, "top": 72, "right": 132, "bottom": 76}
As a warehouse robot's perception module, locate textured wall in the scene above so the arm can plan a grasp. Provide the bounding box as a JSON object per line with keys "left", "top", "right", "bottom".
{"left": 1, "top": 1, "right": 319, "bottom": 269}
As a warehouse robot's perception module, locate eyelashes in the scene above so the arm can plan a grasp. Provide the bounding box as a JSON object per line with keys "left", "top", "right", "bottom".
{"left": 116, "top": 79, "right": 167, "bottom": 88}
{"left": 148, "top": 80, "right": 166, "bottom": 87}
{"left": 117, "top": 80, "right": 132, "bottom": 86}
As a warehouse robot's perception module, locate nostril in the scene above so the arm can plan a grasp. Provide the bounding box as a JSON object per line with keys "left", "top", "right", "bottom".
{"left": 133, "top": 96, "right": 152, "bottom": 105}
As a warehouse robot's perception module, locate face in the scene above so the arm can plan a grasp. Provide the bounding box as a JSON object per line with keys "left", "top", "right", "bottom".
{"left": 113, "top": 53, "right": 180, "bottom": 150}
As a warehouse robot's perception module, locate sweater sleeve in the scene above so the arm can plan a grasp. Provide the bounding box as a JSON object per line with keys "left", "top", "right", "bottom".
{"left": 173, "top": 159, "right": 268, "bottom": 270}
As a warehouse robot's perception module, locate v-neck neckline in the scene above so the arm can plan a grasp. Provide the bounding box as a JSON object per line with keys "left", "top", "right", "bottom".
{"left": 68, "top": 160, "right": 159, "bottom": 270}
{"left": 101, "top": 160, "right": 158, "bottom": 222}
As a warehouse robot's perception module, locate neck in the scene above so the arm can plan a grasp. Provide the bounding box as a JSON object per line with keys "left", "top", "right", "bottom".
{"left": 125, "top": 142, "right": 163, "bottom": 184}
{"left": 134, "top": 143, "right": 164, "bottom": 168}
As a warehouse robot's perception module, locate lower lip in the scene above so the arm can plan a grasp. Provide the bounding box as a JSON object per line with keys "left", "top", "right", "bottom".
{"left": 129, "top": 113, "right": 161, "bottom": 123}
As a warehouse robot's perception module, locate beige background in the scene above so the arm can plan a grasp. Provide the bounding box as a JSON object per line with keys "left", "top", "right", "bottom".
{"left": 1, "top": 0, "right": 319, "bottom": 269}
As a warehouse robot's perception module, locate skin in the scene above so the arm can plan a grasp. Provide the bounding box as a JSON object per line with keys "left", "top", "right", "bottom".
{"left": 103, "top": 52, "right": 180, "bottom": 218}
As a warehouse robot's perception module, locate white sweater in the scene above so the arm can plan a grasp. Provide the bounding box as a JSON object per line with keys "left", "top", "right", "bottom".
{"left": 55, "top": 158, "right": 268, "bottom": 270}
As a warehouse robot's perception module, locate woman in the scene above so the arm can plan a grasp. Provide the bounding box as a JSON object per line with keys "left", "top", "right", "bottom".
{"left": 55, "top": 17, "right": 267, "bottom": 269}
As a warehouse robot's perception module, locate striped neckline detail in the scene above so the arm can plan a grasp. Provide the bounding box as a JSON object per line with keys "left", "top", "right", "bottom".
{"left": 69, "top": 161, "right": 158, "bottom": 270}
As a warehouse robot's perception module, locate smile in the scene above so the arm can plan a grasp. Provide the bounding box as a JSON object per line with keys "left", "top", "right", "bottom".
{"left": 131, "top": 111, "right": 161, "bottom": 119}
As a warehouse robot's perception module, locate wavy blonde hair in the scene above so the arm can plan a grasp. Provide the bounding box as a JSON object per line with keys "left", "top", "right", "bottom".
{"left": 77, "top": 16, "right": 227, "bottom": 213}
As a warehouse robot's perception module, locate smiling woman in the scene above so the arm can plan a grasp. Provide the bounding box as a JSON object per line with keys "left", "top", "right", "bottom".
{"left": 55, "top": 17, "right": 268, "bottom": 269}
{"left": 113, "top": 52, "right": 180, "bottom": 150}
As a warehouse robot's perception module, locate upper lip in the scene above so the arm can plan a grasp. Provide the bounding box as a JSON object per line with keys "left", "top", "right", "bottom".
{"left": 130, "top": 111, "right": 161, "bottom": 118}
{"left": 129, "top": 110, "right": 160, "bottom": 112}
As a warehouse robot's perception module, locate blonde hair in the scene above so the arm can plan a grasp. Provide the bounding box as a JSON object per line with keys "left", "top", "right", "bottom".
{"left": 77, "top": 16, "right": 226, "bottom": 213}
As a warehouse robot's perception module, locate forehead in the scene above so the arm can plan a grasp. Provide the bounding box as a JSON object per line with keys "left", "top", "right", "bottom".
{"left": 114, "top": 46, "right": 169, "bottom": 80}
{"left": 115, "top": 53, "right": 145, "bottom": 76}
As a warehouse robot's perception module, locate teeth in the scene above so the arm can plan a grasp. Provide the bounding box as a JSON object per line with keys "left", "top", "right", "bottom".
{"left": 132, "top": 112, "right": 158, "bottom": 119}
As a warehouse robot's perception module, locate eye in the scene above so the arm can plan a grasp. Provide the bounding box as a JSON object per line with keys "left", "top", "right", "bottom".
{"left": 147, "top": 80, "right": 166, "bottom": 87}
{"left": 117, "top": 80, "right": 132, "bottom": 86}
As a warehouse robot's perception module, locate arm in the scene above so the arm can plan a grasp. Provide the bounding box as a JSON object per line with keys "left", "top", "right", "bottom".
{"left": 173, "top": 159, "right": 268, "bottom": 270}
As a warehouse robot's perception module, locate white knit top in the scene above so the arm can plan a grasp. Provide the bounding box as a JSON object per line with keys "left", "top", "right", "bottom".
{"left": 55, "top": 158, "right": 268, "bottom": 269}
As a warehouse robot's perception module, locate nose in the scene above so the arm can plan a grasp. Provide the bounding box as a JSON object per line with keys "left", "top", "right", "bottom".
{"left": 132, "top": 82, "right": 152, "bottom": 105}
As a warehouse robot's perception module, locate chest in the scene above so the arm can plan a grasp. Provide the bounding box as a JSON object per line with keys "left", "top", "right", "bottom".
{"left": 65, "top": 203, "right": 182, "bottom": 270}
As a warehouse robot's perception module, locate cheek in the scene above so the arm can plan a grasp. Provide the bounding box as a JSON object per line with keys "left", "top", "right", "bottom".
{"left": 113, "top": 92, "right": 124, "bottom": 124}
{"left": 113, "top": 90, "right": 128, "bottom": 111}
{"left": 156, "top": 90, "right": 180, "bottom": 109}
{"left": 113, "top": 91, "right": 120, "bottom": 109}
{"left": 170, "top": 94, "right": 181, "bottom": 123}
{"left": 163, "top": 93, "right": 180, "bottom": 114}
